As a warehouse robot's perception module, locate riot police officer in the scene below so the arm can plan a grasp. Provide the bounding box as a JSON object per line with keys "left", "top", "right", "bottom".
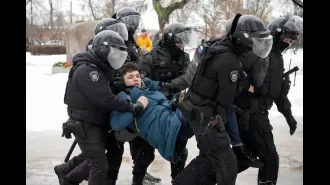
{"left": 174, "top": 14, "right": 273, "bottom": 185}
{"left": 58, "top": 30, "right": 148, "bottom": 185}
{"left": 113, "top": 7, "right": 141, "bottom": 63}
{"left": 138, "top": 22, "right": 195, "bottom": 181}
{"left": 235, "top": 15, "right": 303, "bottom": 185}
{"left": 55, "top": 19, "right": 134, "bottom": 185}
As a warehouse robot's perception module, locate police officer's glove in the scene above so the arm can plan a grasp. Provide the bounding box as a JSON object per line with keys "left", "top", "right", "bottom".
{"left": 161, "top": 82, "right": 176, "bottom": 92}
{"left": 110, "top": 77, "right": 125, "bottom": 94}
{"left": 62, "top": 121, "right": 72, "bottom": 139}
{"left": 286, "top": 116, "right": 297, "bottom": 135}
{"left": 131, "top": 101, "right": 145, "bottom": 117}
{"left": 282, "top": 109, "right": 297, "bottom": 135}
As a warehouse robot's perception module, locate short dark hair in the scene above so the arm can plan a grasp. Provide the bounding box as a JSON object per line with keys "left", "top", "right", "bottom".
{"left": 119, "top": 62, "right": 140, "bottom": 76}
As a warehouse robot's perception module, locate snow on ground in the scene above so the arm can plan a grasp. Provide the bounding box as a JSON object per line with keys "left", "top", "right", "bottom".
{"left": 26, "top": 50, "right": 303, "bottom": 185}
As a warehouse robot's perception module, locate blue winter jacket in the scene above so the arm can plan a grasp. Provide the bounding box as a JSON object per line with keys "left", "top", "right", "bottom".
{"left": 110, "top": 78, "right": 181, "bottom": 162}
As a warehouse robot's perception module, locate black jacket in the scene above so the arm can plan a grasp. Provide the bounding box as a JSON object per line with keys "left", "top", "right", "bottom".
{"left": 127, "top": 33, "right": 140, "bottom": 62}
{"left": 235, "top": 50, "right": 293, "bottom": 119}
{"left": 138, "top": 42, "right": 190, "bottom": 89}
{"left": 64, "top": 51, "right": 133, "bottom": 125}
{"left": 188, "top": 37, "right": 241, "bottom": 124}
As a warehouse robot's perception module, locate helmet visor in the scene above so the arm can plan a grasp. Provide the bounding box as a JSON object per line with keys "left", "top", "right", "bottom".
{"left": 119, "top": 15, "right": 141, "bottom": 33}
{"left": 106, "top": 22, "right": 128, "bottom": 41}
{"left": 107, "top": 47, "right": 128, "bottom": 70}
{"left": 174, "top": 30, "right": 197, "bottom": 48}
{"left": 284, "top": 15, "right": 303, "bottom": 34}
{"left": 251, "top": 35, "right": 273, "bottom": 58}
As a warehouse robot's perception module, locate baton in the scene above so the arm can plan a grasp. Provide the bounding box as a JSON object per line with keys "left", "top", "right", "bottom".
{"left": 64, "top": 139, "right": 77, "bottom": 162}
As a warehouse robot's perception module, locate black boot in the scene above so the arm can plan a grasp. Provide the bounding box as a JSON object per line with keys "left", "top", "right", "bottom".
{"left": 143, "top": 172, "right": 162, "bottom": 183}
{"left": 258, "top": 180, "right": 277, "bottom": 185}
{"left": 233, "top": 145, "right": 264, "bottom": 168}
{"left": 106, "top": 180, "right": 116, "bottom": 185}
{"left": 54, "top": 163, "right": 79, "bottom": 185}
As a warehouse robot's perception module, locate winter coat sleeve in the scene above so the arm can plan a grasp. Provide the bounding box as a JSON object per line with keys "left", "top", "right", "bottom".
{"left": 110, "top": 92, "right": 135, "bottom": 131}
{"left": 275, "top": 95, "right": 293, "bottom": 119}
{"left": 215, "top": 54, "right": 241, "bottom": 124}
{"left": 76, "top": 65, "right": 133, "bottom": 112}
{"left": 171, "top": 53, "right": 191, "bottom": 89}
{"left": 146, "top": 38, "right": 153, "bottom": 51}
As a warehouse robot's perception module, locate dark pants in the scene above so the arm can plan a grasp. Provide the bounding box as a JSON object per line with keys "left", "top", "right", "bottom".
{"left": 226, "top": 106, "right": 242, "bottom": 145}
{"left": 237, "top": 112, "right": 279, "bottom": 183}
{"left": 172, "top": 120, "right": 237, "bottom": 185}
{"left": 129, "top": 136, "right": 155, "bottom": 183}
{"left": 73, "top": 123, "right": 108, "bottom": 185}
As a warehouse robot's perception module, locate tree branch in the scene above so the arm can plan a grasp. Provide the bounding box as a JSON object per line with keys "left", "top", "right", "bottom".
{"left": 26, "top": 0, "right": 32, "bottom": 6}
{"left": 168, "top": 0, "right": 189, "bottom": 15}
{"left": 292, "top": 0, "right": 303, "bottom": 8}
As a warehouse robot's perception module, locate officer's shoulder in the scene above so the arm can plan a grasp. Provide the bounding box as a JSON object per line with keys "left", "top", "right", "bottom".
{"left": 75, "top": 63, "right": 100, "bottom": 76}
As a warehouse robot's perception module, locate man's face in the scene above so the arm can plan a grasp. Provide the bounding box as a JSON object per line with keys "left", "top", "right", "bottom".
{"left": 123, "top": 70, "right": 142, "bottom": 88}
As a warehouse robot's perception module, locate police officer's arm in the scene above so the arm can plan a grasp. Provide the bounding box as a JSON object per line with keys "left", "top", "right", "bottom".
{"left": 275, "top": 95, "right": 297, "bottom": 135}
{"left": 215, "top": 55, "right": 240, "bottom": 124}
{"left": 275, "top": 95, "right": 293, "bottom": 118}
{"left": 171, "top": 53, "right": 190, "bottom": 89}
{"left": 76, "top": 65, "right": 133, "bottom": 112}
{"left": 138, "top": 53, "right": 153, "bottom": 76}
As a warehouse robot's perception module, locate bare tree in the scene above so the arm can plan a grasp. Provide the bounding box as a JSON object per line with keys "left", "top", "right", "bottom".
{"left": 26, "top": 0, "right": 32, "bottom": 6}
{"left": 152, "top": 0, "right": 190, "bottom": 27}
{"left": 49, "top": 0, "right": 54, "bottom": 29}
{"left": 220, "top": 0, "right": 246, "bottom": 20}
{"left": 245, "top": 0, "right": 272, "bottom": 24}
{"left": 80, "top": 0, "right": 102, "bottom": 20}
{"left": 195, "top": 0, "right": 225, "bottom": 38}
{"left": 103, "top": 0, "right": 117, "bottom": 17}
{"left": 171, "top": 0, "right": 195, "bottom": 24}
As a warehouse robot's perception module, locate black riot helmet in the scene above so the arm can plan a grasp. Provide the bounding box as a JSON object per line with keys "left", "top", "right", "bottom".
{"left": 268, "top": 15, "right": 303, "bottom": 40}
{"left": 161, "top": 22, "right": 197, "bottom": 49}
{"left": 115, "top": 7, "right": 141, "bottom": 33}
{"left": 94, "top": 18, "right": 129, "bottom": 41}
{"left": 92, "top": 30, "right": 128, "bottom": 70}
{"left": 226, "top": 14, "right": 273, "bottom": 58}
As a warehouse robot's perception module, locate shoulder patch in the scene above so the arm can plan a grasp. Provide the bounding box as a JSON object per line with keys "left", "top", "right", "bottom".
{"left": 229, "top": 70, "right": 238, "bottom": 83}
{"left": 89, "top": 71, "right": 99, "bottom": 82}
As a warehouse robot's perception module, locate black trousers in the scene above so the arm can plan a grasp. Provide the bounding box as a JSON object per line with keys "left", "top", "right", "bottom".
{"left": 129, "top": 136, "right": 155, "bottom": 183}
{"left": 72, "top": 123, "right": 108, "bottom": 185}
{"left": 237, "top": 112, "right": 279, "bottom": 183}
{"left": 172, "top": 121, "right": 237, "bottom": 185}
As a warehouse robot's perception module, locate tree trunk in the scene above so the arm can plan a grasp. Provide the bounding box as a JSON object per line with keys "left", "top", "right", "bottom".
{"left": 152, "top": 0, "right": 189, "bottom": 27}
{"left": 49, "top": 0, "right": 53, "bottom": 29}
{"left": 88, "top": 0, "right": 97, "bottom": 19}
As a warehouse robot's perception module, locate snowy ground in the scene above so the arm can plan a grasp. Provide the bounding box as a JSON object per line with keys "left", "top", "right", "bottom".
{"left": 26, "top": 50, "right": 303, "bottom": 185}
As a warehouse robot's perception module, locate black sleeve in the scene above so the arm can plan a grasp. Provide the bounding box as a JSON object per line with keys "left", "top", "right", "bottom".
{"left": 76, "top": 65, "right": 133, "bottom": 112}
{"left": 171, "top": 53, "right": 190, "bottom": 89}
{"left": 138, "top": 53, "right": 153, "bottom": 76}
{"left": 251, "top": 56, "right": 269, "bottom": 87}
{"left": 215, "top": 55, "right": 241, "bottom": 124}
{"left": 275, "top": 95, "right": 293, "bottom": 119}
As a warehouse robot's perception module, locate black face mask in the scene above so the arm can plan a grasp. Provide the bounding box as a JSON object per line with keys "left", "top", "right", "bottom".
{"left": 168, "top": 44, "right": 184, "bottom": 59}
{"left": 276, "top": 41, "right": 291, "bottom": 52}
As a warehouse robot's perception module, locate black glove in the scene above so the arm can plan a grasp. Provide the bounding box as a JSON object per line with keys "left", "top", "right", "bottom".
{"left": 282, "top": 109, "right": 297, "bottom": 135}
{"left": 110, "top": 77, "right": 125, "bottom": 94}
{"left": 61, "top": 121, "right": 72, "bottom": 139}
{"left": 161, "top": 82, "right": 176, "bottom": 92}
{"left": 131, "top": 101, "right": 145, "bottom": 117}
{"left": 281, "top": 76, "right": 291, "bottom": 97}
{"left": 286, "top": 116, "right": 297, "bottom": 135}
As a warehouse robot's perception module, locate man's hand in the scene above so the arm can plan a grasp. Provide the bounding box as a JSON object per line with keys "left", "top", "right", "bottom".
{"left": 137, "top": 96, "right": 149, "bottom": 108}
{"left": 286, "top": 117, "right": 297, "bottom": 135}
{"left": 248, "top": 85, "right": 254, "bottom": 93}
